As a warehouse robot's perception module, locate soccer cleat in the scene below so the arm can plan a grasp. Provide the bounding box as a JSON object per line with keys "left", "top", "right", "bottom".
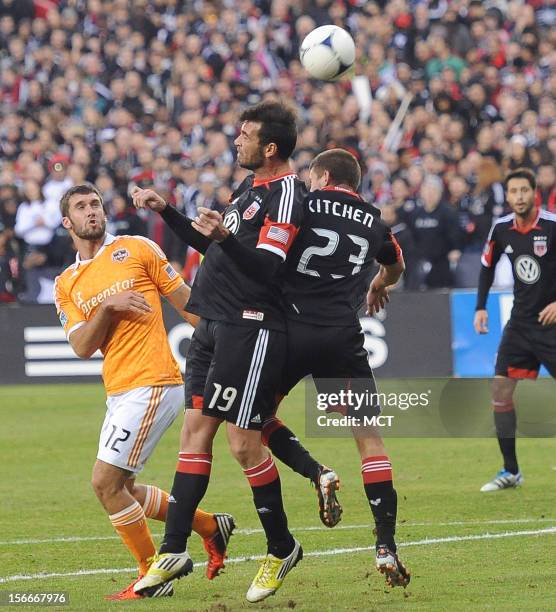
{"left": 480, "top": 469, "right": 524, "bottom": 492}
{"left": 246, "top": 538, "right": 303, "bottom": 603}
{"left": 203, "top": 513, "right": 236, "bottom": 580}
{"left": 133, "top": 552, "right": 193, "bottom": 597}
{"left": 375, "top": 546, "right": 410, "bottom": 588}
{"left": 105, "top": 575, "right": 173, "bottom": 600}
{"left": 315, "top": 466, "right": 342, "bottom": 527}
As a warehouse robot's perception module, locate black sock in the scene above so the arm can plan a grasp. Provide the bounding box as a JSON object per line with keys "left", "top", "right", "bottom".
{"left": 494, "top": 409, "right": 518, "bottom": 474}
{"left": 263, "top": 417, "right": 321, "bottom": 483}
{"left": 362, "top": 456, "right": 397, "bottom": 552}
{"left": 160, "top": 453, "right": 212, "bottom": 554}
{"left": 244, "top": 456, "right": 294, "bottom": 558}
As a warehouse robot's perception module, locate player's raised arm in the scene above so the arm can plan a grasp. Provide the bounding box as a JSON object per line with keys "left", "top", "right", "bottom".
{"left": 131, "top": 187, "right": 211, "bottom": 254}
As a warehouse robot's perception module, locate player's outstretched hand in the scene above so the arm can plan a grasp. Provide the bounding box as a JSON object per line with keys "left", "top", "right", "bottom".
{"left": 366, "top": 276, "right": 390, "bottom": 315}
{"left": 131, "top": 186, "right": 167, "bottom": 213}
{"left": 474, "top": 309, "right": 489, "bottom": 334}
{"left": 102, "top": 291, "right": 152, "bottom": 315}
{"left": 192, "top": 207, "right": 230, "bottom": 242}
{"left": 538, "top": 302, "right": 556, "bottom": 326}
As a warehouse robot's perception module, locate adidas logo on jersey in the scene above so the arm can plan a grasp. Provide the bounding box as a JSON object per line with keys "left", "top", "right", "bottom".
{"left": 250, "top": 414, "right": 261, "bottom": 424}
{"left": 504, "top": 245, "right": 513, "bottom": 254}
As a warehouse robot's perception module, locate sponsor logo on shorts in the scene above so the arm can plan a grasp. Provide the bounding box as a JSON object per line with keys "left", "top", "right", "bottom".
{"left": 112, "top": 248, "right": 129, "bottom": 263}
{"left": 243, "top": 201, "right": 260, "bottom": 220}
{"left": 250, "top": 413, "right": 261, "bottom": 423}
{"left": 514, "top": 255, "right": 540, "bottom": 284}
{"left": 242, "top": 309, "right": 264, "bottom": 321}
{"left": 533, "top": 236, "right": 547, "bottom": 257}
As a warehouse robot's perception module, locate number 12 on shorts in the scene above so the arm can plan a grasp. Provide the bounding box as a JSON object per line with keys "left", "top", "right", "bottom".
{"left": 208, "top": 383, "right": 237, "bottom": 412}
{"left": 104, "top": 425, "right": 131, "bottom": 453}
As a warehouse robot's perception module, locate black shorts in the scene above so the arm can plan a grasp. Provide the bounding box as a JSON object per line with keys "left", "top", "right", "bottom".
{"left": 282, "top": 320, "right": 380, "bottom": 418}
{"left": 184, "top": 319, "right": 287, "bottom": 430}
{"left": 495, "top": 319, "right": 556, "bottom": 379}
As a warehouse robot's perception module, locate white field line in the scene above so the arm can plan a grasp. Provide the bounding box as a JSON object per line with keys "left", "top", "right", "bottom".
{"left": 2, "top": 517, "right": 555, "bottom": 546}
{"left": 1, "top": 526, "right": 555, "bottom": 584}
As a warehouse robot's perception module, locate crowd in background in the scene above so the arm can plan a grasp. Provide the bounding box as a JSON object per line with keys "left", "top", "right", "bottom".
{"left": 0, "top": 0, "right": 555, "bottom": 302}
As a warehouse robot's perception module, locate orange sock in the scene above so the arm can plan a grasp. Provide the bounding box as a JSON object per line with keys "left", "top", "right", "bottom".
{"left": 141, "top": 485, "right": 216, "bottom": 539}
{"left": 109, "top": 501, "right": 155, "bottom": 575}
{"left": 142, "top": 485, "right": 169, "bottom": 522}
{"left": 191, "top": 509, "right": 217, "bottom": 539}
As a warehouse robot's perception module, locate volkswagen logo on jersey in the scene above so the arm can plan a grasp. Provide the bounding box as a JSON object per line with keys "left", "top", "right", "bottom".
{"left": 514, "top": 255, "right": 541, "bottom": 284}
{"left": 223, "top": 209, "right": 241, "bottom": 235}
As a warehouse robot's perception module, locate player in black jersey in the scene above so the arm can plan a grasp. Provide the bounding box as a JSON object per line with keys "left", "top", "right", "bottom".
{"left": 474, "top": 167, "right": 556, "bottom": 492}
{"left": 132, "top": 102, "right": 306, "bottom": 602}
{"left": 262, "top": 149, "right": 410, "bottom": 588}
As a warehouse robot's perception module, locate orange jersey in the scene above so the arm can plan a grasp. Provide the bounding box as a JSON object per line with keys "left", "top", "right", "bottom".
{"left": 54, "top": 234, "right": 184, "bottom": 394}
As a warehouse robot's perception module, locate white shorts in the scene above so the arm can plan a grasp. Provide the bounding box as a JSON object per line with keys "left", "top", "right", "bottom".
{"left": 97, "top": 385, "right": 183, "bottom": 474}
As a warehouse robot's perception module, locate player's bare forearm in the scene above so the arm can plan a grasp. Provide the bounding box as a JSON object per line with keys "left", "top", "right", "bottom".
{"left": 165, "top": 284, "right": 198, "bottom": 326}
{"left": 69, "top": 305, "right": 113, "bottom": 359}
{"left": 69, "top": 291, "right": 152, "bottom": 358}
{"left": 379, "top": 260, "right": 405, "bottom": 288}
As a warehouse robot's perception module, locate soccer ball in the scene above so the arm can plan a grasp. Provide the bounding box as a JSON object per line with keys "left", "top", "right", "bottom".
{"left": 299, "top": 25, "right": 355, "bottom": 81}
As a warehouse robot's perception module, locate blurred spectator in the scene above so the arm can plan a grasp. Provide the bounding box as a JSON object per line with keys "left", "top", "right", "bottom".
{"left": 108, "top": 193, "right": 148, "bottom": 237}
{"left": 408, "top": 175, "right": 462, "bottom": 289}
{"left": 536, "top": 163, "right": 556, "bottom": 212}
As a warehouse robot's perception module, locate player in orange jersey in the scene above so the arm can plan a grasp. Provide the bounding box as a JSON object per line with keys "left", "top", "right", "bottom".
{"left": 54, "top": 183, "right": 235, "bottom": 600}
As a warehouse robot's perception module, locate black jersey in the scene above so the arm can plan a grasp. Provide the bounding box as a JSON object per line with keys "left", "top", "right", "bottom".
{"left": 283, "top": 186, "right": 402, "bottom": 326}
{"left": 478, "top": 209, "right": 556, "bottom": 322}
{"left": 186, "top": 172, "right": 306, "bottom": 330}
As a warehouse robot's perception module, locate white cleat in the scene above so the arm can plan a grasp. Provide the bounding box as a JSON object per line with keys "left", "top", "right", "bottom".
{"left": 480, "top": 469, "right": 523, "bottom": 492}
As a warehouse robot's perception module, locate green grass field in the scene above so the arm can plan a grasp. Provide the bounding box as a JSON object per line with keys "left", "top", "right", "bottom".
{"left": 0, "top": 383, "right": 555, "bottom": 611}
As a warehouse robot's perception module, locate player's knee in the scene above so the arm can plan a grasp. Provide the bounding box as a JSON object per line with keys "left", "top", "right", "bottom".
{"left": 491, "top": 377, "right": 516, "bottom": 404}
{"left": 91, "top": 472, "right": 121, "bottom": 502}
{"left": 229, "top": 437, "right": 262, "bottom": 469}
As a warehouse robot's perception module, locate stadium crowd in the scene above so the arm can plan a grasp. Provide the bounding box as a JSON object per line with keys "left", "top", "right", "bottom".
{"left": 0, "top": 0, "right": 555, "bottom": 302}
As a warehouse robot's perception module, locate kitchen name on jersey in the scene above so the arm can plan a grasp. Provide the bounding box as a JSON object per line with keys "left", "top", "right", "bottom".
{"left": 307, "top": 197, "right": 375, "bottom": 229}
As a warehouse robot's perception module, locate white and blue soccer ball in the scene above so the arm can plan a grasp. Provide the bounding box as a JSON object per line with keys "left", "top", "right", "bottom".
{"left": 299, "top": 25, "right": 356, "bottom": 81}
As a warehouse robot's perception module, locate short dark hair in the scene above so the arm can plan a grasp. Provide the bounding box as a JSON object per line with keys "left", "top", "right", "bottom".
{"left": 504, "top": 167, "right": 536, "bottom": 191}
{"left": 309, "top": 148, "right": 362, "bottom": 191}
{"left": 239, "top": 101, "right": 297, "bottom": 160}
{"left": 60, "top": 183, "right": 103, "bottom": 217}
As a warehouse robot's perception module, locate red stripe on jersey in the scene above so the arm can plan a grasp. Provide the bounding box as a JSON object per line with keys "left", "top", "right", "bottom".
{"left": 252, "top": 172, "right": 298, "bottom": 188}
{"left": 511, "top": 210, "right": 541, "bottom": 234}
{"left": 507, "top": 367, "right": 538, "bottom": 380}
{"left": 322, "top": 185, "right": 363, "bottom": 200}
{"left": 257, "top": 217, "right": 299, "bottom": 259}
{"left": 481, "top": 240, "right": 495, "bottom": 267}
{"left": 176, "top": 452, "right": 213, "bottom": 475}
{"left": 391, "top": 234, "right": 403, "bottom": 263}
{"left": 243, "top": 455, "right": 279, "bottom": 487}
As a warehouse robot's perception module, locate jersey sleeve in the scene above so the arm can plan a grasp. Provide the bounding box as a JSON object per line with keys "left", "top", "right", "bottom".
{"left": 135, "top": 237, "right": 185, "bottom": 295}
{"left": 256, "top": 180, "right": 304, "bottom": 261}
{"left": 480, "top": 222, "right": 502, "bottom": 268}
{"left": 53, "top": 274, "right": 87, "bottom": 339}
{"left": 376, "top": 228, "right": 403, "bottom": 265}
